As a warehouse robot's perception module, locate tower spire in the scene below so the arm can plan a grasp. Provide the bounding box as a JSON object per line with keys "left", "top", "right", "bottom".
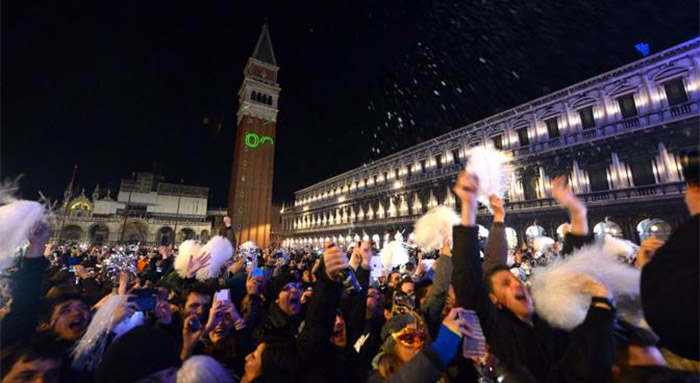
{"left": 251, "top": 22, "right": 277, "bottom": 66}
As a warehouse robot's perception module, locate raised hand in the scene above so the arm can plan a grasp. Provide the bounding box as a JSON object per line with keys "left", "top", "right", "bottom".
{"left": 154, "top": 298, "right": 172, "bottom": 325}
{"left": 453, "top": 172, "right": 479, "bottom": 226}
{"left": 358, "top": 241, "right": 372, "bottom": 270}
{"left": 488, "top": 195, "right": 505, "bottom": 223}
{"left": 26, "top": 222, "right": 50, "bottom": 258}
{"left": 186, "top": 252, "right": 212, "bottom": 278}
{"left": 223, "top": 216, "right": 232, "bottom": 227}
{"left": 246, "top": 272, "right": 262, "bottom": 296}
{"left": 551, "top": 175, "right": 588, "bottom": 235}
{"left": 323, "top": 244, "right": 350, "bottom": 282}
{"left": 635, "top": 236, "right": 666, "bottom": 269}
{"left": 230, "top": 257, "right": 246, "bottom": 275}
{"left": 442, "top": 307, "right": 473, "bottom": 338}
{"left": 112, "top": 297, "right": 139, "bottom": 326}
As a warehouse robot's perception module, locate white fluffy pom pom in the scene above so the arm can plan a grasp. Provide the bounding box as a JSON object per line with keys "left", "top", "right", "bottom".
{"left": 196, "top": 236, "right": 233, "bottom": 280}
{"left": 602, "top": 234, "right": 638, "bottom": 263}
{"left": 465, "top": 146, "right": 511, "bottom": 206}
{"left": 530, "top": 244, "right": 640, "bottom": 331}
{"left": 531, "top": 236, "right": 555, "bottom": 256}
{"left": 414, "top": 205, "right": 460, "bottom": 251}
{"left": 380, "top": 241, "right": 409, "bottom": 272}
{"left": 0, "top": 199, "right": 46, "bottom": 270}
{"left": 174, "top": 240, "right": 201, "bottom": 278}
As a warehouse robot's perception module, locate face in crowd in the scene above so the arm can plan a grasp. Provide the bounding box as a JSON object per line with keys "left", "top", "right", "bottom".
{"left": 184, "top": 292, "right": 212, "bottom": 322}
{"left": 276, "top": 282, "right": 302, "bottom": 316}
{"left": 208, "top": 313, "right": 234, "bottom": 344}
{"left": 366, "top": 288, "right": 385, "bottom": 318}
{"left": 1, "top": 356, "right": 62, "bottom": 383}
{"left": 330, "top": 313, "right": 347, "bottom": 348}
{"left": 393, "top": 322, "right": 427, "bottom": 363}
{"left": 388, "top": 272, "right": 401, "bottom": 289}
{"left": 243, "top": 343, "right": 265, "bottom": 383}
{"left": 399, "top": 281, "right": 414, "bottom": 296}
{"left": 488, "top": 270, "right": 534, "bottom": 320}
{"left": 49, "top": 299, "right": 91, "bottom": 341}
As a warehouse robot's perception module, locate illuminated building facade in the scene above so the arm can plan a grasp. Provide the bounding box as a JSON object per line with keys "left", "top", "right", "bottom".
{"left": 281, "top": 38, "right": 700, "bottom": 248}
{"left": 228, "top": 23, "right": 280, "bottom": 248}
{"left": 53, "top": 172, "right": 212, "bottom": 246}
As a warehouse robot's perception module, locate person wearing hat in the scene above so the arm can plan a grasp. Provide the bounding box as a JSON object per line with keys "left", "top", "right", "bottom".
{"left": 252, "top": 273, "right": 303, "bottom": 343}
{"left": 97, "top": 326, "right": 180, "bottom": 383}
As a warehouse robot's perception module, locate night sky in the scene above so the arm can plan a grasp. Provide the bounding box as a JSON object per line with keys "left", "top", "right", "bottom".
{"left": 2, "top": 1, "right": 698, "bottom": 207}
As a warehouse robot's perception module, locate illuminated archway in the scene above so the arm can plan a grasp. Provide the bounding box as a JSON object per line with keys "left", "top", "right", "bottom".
{"left": 593, "top": 220, "right": 623, "bottom": 239}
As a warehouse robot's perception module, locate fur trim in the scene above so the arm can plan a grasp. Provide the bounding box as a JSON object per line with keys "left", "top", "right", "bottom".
{"left": 380, "top": 241, "right": 409, "bottom": 272}
{"left": 465, "top": 146, "right": 511, "bottom": 206}
{"left": 174, "top": 240, "right": 201, "bottom": 278}
{"left": 0, "top": 182, "right": 50, "bottom": 270}
{"left": 530, "top": 244, "right": 640, "bottom": 331}
{"left": 414, "top": 205, "right": 460, "bottom": 251}
{"left": 196, "top": 236, "right": 233, "bottom": 280}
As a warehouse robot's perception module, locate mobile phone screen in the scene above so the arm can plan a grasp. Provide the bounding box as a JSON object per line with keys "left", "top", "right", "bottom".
{"left": 215, "top": 289, "right": 230, "bottom": 303}
{"left": 129, "top": 288, "right": 157, "bottom": 312}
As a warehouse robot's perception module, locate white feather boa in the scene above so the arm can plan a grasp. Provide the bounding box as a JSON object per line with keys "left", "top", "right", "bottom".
{"left": 530, "top": 244, "right": 640, "bottom": 331}
{"left": 71, "top": 295, "right": 145, "bottom": 372}
{"left": 465, "top": 146, "right": 511, "bottom": 206}
{"left": 414, "top": 205, "right": 460, "bottom": 251}
{"left": 380, "top": 241, "right": 409, "bottom": 272}
{"left": 0, "top": 185, "right": 48, "bottom": 270}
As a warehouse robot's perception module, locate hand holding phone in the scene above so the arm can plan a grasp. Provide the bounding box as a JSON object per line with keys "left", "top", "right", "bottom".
{"left": 215, "top": 289, "right": 230, "bottom": 303}
{"left": 128, "top": 288, "right": 157, "bottom": 312}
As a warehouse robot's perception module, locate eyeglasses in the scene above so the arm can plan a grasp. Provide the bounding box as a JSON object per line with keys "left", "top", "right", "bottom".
{"left": 391, "top": 327, "right": 426, "bottom": 349}
{"left": 282, "top": 282, "right": 301, "bottom": 292}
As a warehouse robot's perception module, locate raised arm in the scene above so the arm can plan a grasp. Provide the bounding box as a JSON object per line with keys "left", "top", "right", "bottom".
{"left": 346, "top": 241, "right": 371, "bottom": 347}
{"left": 483, "top": 195, "right": 508, "bottom": 273}
{"left": 551, "top": 175, "right": 594, "bottom": 256}
{"left": 451, "top": 173, "right": 504, "bottom": 342}
{"left": 420, "top": 239, "right": 453, "bottom": 339}
{"left": 1, "top": 223, "right": 50, "bottom": 346}
{"left": 296, "top": 245, "right": 346, "bottom": 360}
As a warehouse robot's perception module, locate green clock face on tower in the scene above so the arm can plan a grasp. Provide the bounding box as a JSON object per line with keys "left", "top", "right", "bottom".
{"left": 245, "top": 132, "right": 274, "bottom": 148}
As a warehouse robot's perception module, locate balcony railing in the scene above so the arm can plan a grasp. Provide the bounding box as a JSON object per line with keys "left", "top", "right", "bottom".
{"left": 296, "top": 101, "right": 697, "bottom": 212}
{"left": 290, "top": 182, "right": 686, "bottom": 234}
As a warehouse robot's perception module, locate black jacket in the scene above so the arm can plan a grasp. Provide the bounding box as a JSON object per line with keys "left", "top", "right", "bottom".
{"left": 452, "top": 225, "right": 616, "bottom": 383}
{"left": 1, "top": 256, "right": 48, "bottom": 349}
{"left": 641, "top": 214, "right": 699, "bottom": 360}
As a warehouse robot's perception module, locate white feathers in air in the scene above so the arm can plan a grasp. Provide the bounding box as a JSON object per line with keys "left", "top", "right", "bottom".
{"left": 414, "top": 205, "right": 460, "bottom": 251}
{"left": 0, "top": 185, "right": 48, "bottom": 270}
{"left": 465, "top": 146, "right": 511, "bottom": 206}
{"left": 531, "top": 236, "right": 555, "bottom": 257}
{"left": 530, "top": 244, "right": 640, "bottom": 331}
{"left": 380, "top": 241, "right": 409, "bottom": 272}
{"left": 72, "top": 295, "right": 144, "bottom": 372}
{"left": 196, "top": 236, "right": 233, "bottom": 280}
{"left": 602, "top": 234, "right": 638, "bottom": 263}
{"left": 174, "top": 240, "right": 202, "bottom": 278}
{"left": 177, "top": 355, "right": 234, "bottom": 383}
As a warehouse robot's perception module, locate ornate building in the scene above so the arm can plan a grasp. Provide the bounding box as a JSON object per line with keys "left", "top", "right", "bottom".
{"left": 281, "top": 38, "right": 700, "bottom": 249}
{"left": 228, "top": 23, "right": 280, "bottom": 248}
{"left": 53, "top": 172, "right": 212, "bottom": 246}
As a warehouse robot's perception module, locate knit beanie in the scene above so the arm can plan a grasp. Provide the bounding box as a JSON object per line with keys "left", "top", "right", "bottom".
{"left": 97, "top": 326, "right": 180, "bottom": 383}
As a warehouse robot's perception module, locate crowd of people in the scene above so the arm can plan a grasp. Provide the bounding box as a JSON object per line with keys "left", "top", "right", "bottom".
{"left": 0, "top": 158, "right": 698, "bottom": 383}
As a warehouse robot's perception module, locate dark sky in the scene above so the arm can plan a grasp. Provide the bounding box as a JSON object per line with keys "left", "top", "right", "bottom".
{"left": 2, "top": 1, "right": 698, "bottom": 207}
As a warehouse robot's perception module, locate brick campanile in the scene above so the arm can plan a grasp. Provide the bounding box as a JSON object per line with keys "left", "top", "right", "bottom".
{"left": 228, "top": 23, "right": 280, "bottom": 248}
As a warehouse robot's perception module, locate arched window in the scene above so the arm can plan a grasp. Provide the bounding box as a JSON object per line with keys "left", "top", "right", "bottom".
{"left": 261, "top": 94, "right": 268, "bottom": 104}
{"left": 267, "top": 95, "right": 273, "bottom": 105}
{"left": 593, "top": 220, "right": 623, "bottom": 239}
{"left": 251, "top": 91, "right": 258, "bottom": 101}
{"left": 637, "top": 218, "right": 672, "bottom": 241}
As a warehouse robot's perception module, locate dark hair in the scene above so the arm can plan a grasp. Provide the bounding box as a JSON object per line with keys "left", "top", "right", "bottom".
{"left": 261, "top": 340, "right": 299, "bottom": 383}
{"left": 681, "top": 148, "right": 699, "bottom": 185}
{"left": 39, "top": 290, "right": 89, "bottom": 326}
{"left": 484, "top": 265, "right": 512, "bottom": 292}
{"left": 1, "top": 334, "right": 66, "bottom": 379}
{"left": 181, "top": 282, "right": 215, "bottom": 304}
{"left": 414, "top": 279, "right": 433, "bottom": 305}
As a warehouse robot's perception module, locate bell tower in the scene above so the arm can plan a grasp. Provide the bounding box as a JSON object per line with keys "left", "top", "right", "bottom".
{"left": 227, "top": 23, "right": 280, "bottom": 247}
